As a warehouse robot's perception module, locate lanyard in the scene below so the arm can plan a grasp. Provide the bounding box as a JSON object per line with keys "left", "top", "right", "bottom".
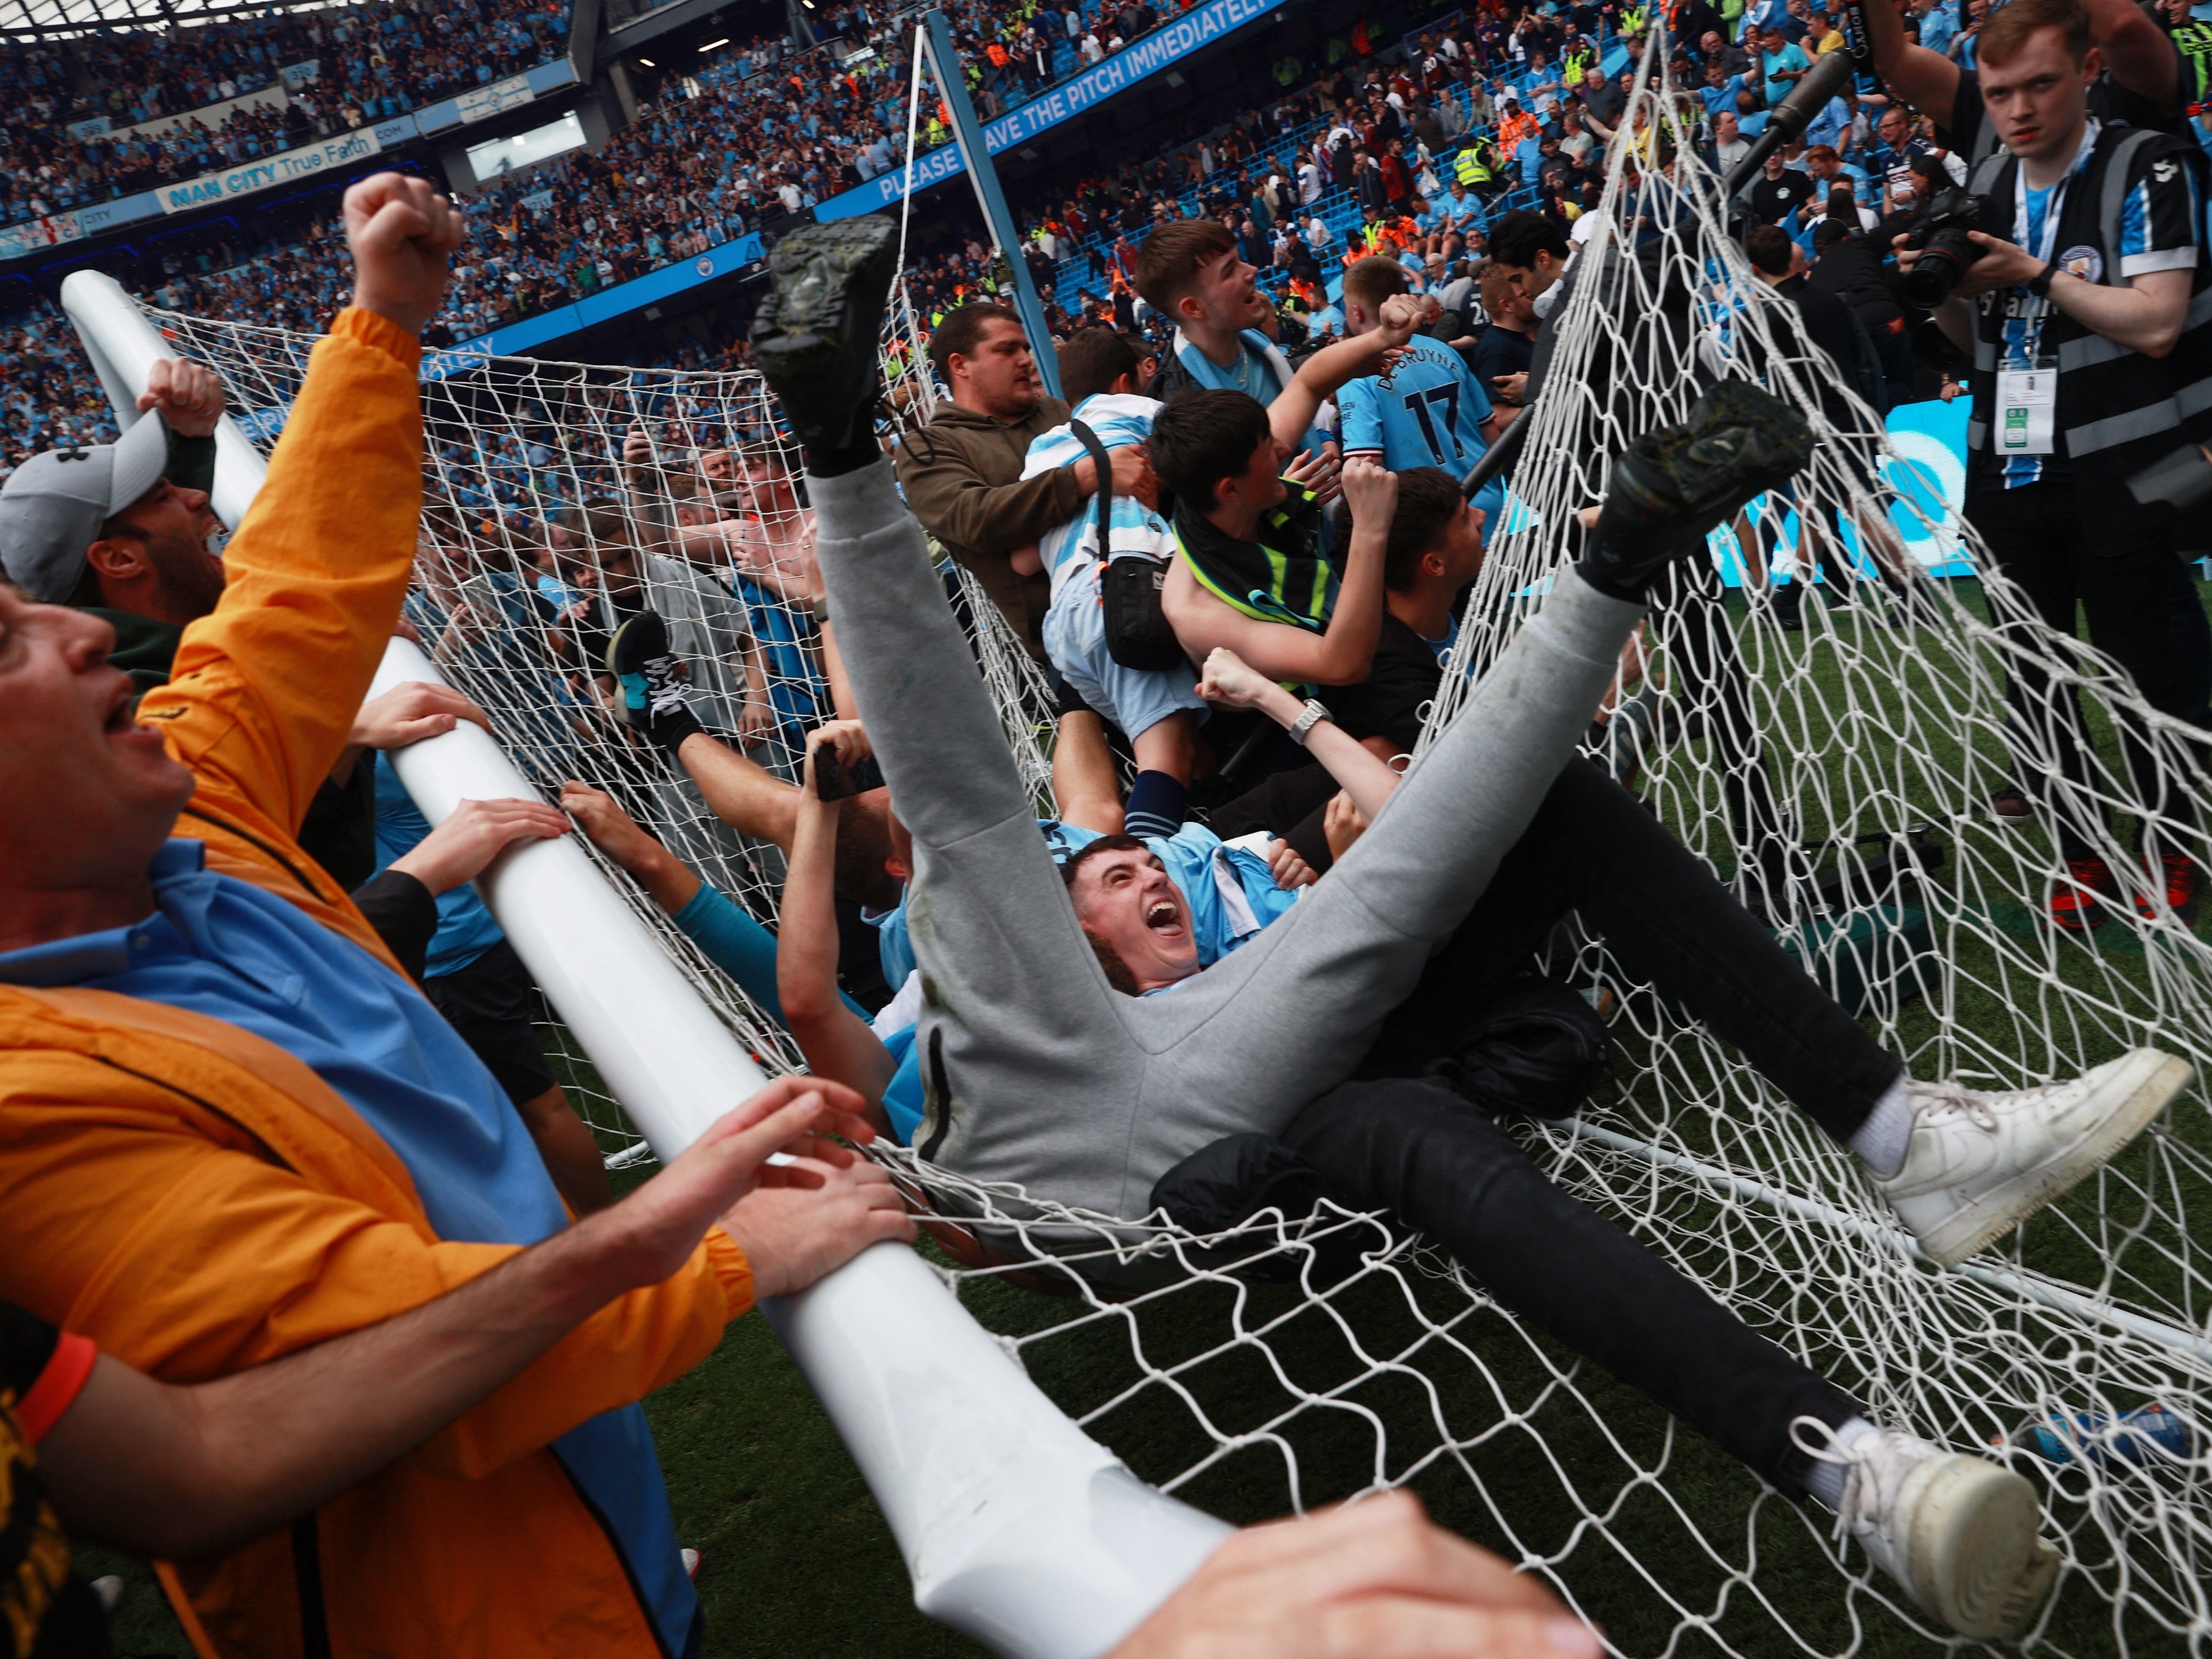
{"left": 2011, "top": 117, "right": 2099, "bottom": 263}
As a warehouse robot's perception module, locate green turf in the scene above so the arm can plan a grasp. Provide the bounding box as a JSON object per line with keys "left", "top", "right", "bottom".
{"left": 66, "top": 575, "right": 2212, "bottom": 1658}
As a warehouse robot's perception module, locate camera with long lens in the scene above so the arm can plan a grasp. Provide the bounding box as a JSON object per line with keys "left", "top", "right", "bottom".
{"left": 1898, "top": 187, "right": 2005, "bottom": 308}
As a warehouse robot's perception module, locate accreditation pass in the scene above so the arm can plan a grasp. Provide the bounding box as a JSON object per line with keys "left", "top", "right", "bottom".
{"left": 1996, "top": 366, "right": 2057, "bottom": 454}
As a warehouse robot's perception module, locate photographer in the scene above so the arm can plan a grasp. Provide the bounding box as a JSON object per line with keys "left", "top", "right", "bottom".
{"left": 1890, "top": 0, "right": 2212, "bottom": 925}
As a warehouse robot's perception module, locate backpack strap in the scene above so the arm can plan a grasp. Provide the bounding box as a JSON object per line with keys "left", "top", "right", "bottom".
{"left": 1966, "top": 143, "right": 2011, "bottom": 198}
{"left": 1068, "top": 416, "right": 1113, "bottom": 563}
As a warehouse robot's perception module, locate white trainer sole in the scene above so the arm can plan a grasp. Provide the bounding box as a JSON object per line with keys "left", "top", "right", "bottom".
{"left": 1899, "top": 1452, "right": 2056, "bottom": 1640}
{"left": 1915, "top": 1050, "right": 2191, "bottom": 1268}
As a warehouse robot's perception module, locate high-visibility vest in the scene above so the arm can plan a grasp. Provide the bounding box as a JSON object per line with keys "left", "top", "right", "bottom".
{"left": 2176, "top": 19, "right": 2212, "bottom": 110}
{"left": 1455, "top": 144, "right": 1492, "bottom": 185}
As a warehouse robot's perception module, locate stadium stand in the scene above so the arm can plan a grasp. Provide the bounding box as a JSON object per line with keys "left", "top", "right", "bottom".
{"left": 18, "top": 2, "right": 1577, "bottom": 352}
{"left": 1, "top": 303, "right": 118, "bottom": 462}
{"left": 1, "top": 0, "right": 574, "bottom": 230}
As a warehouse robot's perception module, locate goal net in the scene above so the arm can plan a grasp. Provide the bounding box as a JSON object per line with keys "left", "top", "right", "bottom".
{"left": 141, "top": 53, "right": 2212, "bottom": 1654}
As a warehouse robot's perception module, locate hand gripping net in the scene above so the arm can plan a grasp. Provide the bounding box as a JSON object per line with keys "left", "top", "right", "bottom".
{"left": 146, "top": 97, "right": 2212, "bottom": 1643}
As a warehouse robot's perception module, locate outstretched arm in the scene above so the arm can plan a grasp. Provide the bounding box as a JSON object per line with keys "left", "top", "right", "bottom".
{"left": 819, "top": 618, "right": 859, "bottom": 722}
{"left": 34, "top": 1078, "right": 904, "bottom": 1559}
{"left": 1862, "top": 0, "right": 1958, "bottom": 129}
{"left": 558, "top": 781, "right": 703, "bottom": 914}
{"left": 144, "top": 172, "right": 462, "bottom": 851}
{"left": 1267, "top": 294, "right": 1436, "bottom": 451}
{"left": 1162, "top": 459, "right": 1399, "bottom": 686}
{"left": 1197, "top": 647, "right": 1402, "bottom": 822}
{"left": 777, "top": 723, "right": 897, "bottom": 1132}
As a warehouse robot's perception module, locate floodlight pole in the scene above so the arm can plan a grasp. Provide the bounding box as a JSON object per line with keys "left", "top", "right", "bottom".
{"left": 920, "top": 5, "right": 1063, "bottom": 400}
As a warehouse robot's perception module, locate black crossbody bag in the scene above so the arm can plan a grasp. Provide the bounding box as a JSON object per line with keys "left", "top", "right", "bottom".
{"left": 1069, "top": 417, "right": 1184, "bottom": 672}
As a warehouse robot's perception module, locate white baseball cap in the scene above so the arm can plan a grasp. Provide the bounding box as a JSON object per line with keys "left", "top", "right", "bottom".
{"left": 0, "top": 414, "right": 170, "bottom": 603}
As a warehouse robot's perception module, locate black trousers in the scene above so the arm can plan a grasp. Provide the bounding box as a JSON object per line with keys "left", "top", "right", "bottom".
{"left": 1273, "top": 757, "right": 1901, "bottom": 1493}
{"left": 1361, "top": 754, "right": 1903, "bottom": 1143}
{"left": 1280, "top": 1076, "right": 1862, "bottom": 1492}
{"left": 1969, "top": 481, "right": 2212, "bottom": 860}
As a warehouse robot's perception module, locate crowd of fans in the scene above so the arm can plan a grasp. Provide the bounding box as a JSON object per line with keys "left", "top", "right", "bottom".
{"left": 7, "top": 0, "right": 2212, "bottom": 1633}
{"left": 0, "top": 304, "right": 119, "bottom": 459}
{"left": 0, "top": 0, "right": 1985, "bottom": 471}
{"left": 0, "top": 0, "right": 572, "bottom": 230}
{"left": 0, "top": 0, "right": 1582, "bottom": 426}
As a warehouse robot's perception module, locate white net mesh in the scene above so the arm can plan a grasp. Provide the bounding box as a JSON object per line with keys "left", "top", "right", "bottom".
{"left": 135, "top": 47, "right": 2212, "bottom": 1649}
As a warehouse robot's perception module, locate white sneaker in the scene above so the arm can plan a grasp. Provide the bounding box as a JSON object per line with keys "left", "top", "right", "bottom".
{"left": 681, "top": 1546, "right": 701, "bottom": 1580}
{"left": 1876, "top": 1049, "right": 2191, "bottom": 1267}
{"left": 1793, "top": 1419, "right": 2058, "bottom": 1640}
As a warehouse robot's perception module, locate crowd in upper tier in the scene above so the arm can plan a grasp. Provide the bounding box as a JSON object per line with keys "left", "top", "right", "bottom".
{"left": 19, "top": 0, "right": 2195, "bottom": 470}
{"left": 0, "top": 0, "right": 1500, "bottom": 460}
{"left": 0, "top": 0, "right": 574, "bottom": 230}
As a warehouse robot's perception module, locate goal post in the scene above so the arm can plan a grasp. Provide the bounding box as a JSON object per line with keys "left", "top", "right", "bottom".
{"left": 58, "top": 267, "right": 1233, "bottom": 1659}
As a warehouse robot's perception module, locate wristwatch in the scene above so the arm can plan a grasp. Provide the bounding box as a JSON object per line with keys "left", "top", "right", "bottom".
{"left": 2027, "top": 260, "right": 2060, "bottom": 299}
{"left": 1286, "top": 697, "right": 1330, "bottom": 746}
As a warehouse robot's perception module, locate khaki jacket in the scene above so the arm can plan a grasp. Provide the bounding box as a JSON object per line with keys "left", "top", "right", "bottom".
{"left": 894, "top": 394, "right": 1080, "bottom": 660}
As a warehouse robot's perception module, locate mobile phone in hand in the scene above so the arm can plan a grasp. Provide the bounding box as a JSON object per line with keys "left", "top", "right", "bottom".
{"left": 814, "top": 749, "right": 885, "bottom": 801}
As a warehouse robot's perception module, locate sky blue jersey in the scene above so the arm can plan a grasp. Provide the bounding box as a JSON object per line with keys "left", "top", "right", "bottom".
{"left": 1336, "top": 335, "right": 1504, "bottom": 527}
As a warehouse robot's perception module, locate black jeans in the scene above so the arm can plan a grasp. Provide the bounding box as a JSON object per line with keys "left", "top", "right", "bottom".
{"left": 1281, "top": 1074, "right": 1862, "bottom": 1492}
{"left": 1360, "top": 755, "right": 1904, "bottom": 1144}
{"left": 1270, "top": 757, "right": 1897, "bottom": 1491}
{"left": 1969, "top": 481, "right": 2212, "bottom": 860}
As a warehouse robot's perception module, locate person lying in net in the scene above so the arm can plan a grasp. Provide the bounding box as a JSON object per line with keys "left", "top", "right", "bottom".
{"left": 740, "top": 217, "right": 2197, "bottom": 1641}
{"left": 750, "top": 717, "right": 1321, "bottom": 1146}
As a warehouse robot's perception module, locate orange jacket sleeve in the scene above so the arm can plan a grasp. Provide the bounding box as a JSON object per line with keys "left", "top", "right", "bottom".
{"left": 140, "top": 307, "right": 423, "bottom": 847}
{"left": 6, "top": 1108, "right": 753, "bottom": 1483}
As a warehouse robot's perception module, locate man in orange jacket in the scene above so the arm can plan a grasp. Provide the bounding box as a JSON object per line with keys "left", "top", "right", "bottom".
{"left": 0, "top": 172, "right": 911, "bottom": 1658}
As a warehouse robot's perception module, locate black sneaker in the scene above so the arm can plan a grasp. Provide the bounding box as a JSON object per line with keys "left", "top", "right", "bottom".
{"left": 1582, "top": 383, "right": 1814, "bottom": 600}
{"left": 750, "top": 218, "right": 900, "bottom": 459}
{"left": 607, "top": 609, "right": 699, "bottom": 750}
